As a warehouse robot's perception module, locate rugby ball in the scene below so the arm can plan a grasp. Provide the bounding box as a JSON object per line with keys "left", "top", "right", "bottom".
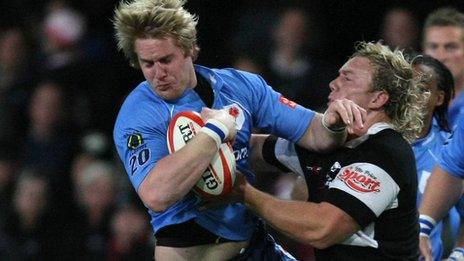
{"left": 167, "top": 111, "right": 236, "bottom": 197}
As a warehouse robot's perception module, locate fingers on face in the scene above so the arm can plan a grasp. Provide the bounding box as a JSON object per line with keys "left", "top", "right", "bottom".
{"left": 338, "top": 99, "right": 366, "bottom": 130}
{"left": 351, "top": 104, "right": 366, "bottom": 129}
{"left": 336, "top": 99, "right": 353, "bottom": 126}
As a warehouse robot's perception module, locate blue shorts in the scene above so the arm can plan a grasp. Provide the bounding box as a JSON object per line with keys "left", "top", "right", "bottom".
{"left": 232, "top": 221, "right": 296, "bottom": 261}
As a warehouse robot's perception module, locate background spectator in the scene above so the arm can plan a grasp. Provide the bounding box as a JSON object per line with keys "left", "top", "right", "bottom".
{"left": 107, "top": 203, "right": 153, "bottom": 260}
{"left": 380, "top": 6, "right": 420, "bottom": 51}
{"left": 71, "top": 160, "right": 120, "bottom": 259}
{"left": 0, "top": 27, "right": 38, "bottom": 142}
{"left": 1, "top": 169, "right": 79, "bottom": 259}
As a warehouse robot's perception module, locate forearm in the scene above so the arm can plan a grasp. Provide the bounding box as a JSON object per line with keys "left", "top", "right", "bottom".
{"left": 140, "top": 132, "right": 218, "bottom": 210}
{"left": 419, "top": 166, "right": 463, "bottom": 221}
{"left": 242, "top": 182, "right": 355, "bottom": 248}
{"left": 297, "top": 113, "right": 346, "bottom": 153}
{"left": 244, "top": 185, "right": 321, "bottom": 241}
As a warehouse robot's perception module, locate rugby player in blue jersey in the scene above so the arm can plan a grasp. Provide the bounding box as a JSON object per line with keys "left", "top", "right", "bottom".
{"left": 412, "top": 55, "right": 461, "bottom": 261}
{"left": 419, "top": 113, "right": 464, "bottom": 261}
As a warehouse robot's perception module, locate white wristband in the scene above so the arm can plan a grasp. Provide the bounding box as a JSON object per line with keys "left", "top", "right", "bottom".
{"left": 419, "top": 214, "right": 437, "bottom": 238}
{"left": 322, "top": 111, "right": 346, "bottom": 133}
{"left": 449, "top": 247, "right": 464, "bottom": 261}
{"left": 200, "top": 119, "right": 229, "bottom": 149}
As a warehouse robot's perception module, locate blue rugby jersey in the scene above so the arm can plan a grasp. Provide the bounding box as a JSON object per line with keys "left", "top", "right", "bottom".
{"left": 413, "top": 121, "right": 456, "bottom": 261}
{"left": 113, "top": 65, "right": 314, "bottom": 240}
{"left": 448, "top": 92, "right": 464, "bottom": 130}
{"left": 441, "top": 114, "right": 464, "bottom": 179}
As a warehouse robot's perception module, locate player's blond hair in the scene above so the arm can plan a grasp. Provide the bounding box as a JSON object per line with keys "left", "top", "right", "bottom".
{"left": 113, "top": 0, "right": 199, "bottom": 68}
{"left": 353, "top": 41, "right": 428, "bottom": 141}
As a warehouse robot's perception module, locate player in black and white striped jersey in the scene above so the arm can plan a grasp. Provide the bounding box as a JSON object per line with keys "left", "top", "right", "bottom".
{"left": 232, "top": 41, "right": 428, "bottom": 260}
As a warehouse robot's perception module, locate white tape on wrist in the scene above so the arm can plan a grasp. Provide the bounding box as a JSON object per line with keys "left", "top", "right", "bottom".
{"left": 449, "top": 247, "right": 464, "bottom": 261}
{"left": 419, "top": 214, "right": 437, "bottom": 238}
{"left": 322, "top": 111, "right": 346, "bottom": 133}
{"left": 200, "top": 119, "right": 229, "bottom": 149}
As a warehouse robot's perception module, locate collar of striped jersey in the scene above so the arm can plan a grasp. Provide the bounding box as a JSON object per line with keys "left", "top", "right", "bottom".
{"left": 344, "top": 122, "right": 393, "bottom": 148}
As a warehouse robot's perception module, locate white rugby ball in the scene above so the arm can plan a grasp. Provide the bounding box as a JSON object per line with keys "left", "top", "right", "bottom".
{"left": 167, "top": 111, "right": 236, "bottom": 197}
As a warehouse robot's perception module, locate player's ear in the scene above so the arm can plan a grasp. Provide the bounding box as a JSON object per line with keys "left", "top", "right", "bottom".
{"left": 369, "top": 90, "right": 389, "bottom": 110}
{"left": 435, "top": 90, "right": 445, "bottom": 107}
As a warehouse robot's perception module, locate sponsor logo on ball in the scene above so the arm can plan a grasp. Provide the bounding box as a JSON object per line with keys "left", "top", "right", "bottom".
{"left": 177, "top": 122, "right": 197, "bottom": 143}
{"left": 201, "top": 169, "right": 220, "bottom": 190}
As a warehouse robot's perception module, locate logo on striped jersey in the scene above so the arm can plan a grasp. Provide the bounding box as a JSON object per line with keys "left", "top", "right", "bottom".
{"left": 337, "top": 166, "right": 381, "bottom": 193}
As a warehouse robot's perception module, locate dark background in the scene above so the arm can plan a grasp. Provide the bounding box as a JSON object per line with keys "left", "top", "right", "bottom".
{"left": 3, "top": 0, "right": 464, "bottom": 71}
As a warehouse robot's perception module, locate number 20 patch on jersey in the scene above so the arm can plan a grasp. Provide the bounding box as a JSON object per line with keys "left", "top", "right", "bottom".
{"left": 126, "top": 133, "right": 151, "bottom": 176}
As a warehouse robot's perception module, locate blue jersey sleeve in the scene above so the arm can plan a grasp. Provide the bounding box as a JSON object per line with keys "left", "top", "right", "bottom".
{"left": 113, "top": 85, "right": 170, "bottom": 191}
{"left": 230, "top": 70, "right": 315, "bottom": 143}
{"left": 440, "top": 115, "right": 464, "bottom": 178}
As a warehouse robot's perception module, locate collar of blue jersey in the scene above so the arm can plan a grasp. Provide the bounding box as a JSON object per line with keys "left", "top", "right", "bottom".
{"left": 194, "top": 64, "right": 224, "bottom": 92}
{"left": 344, "top": 122, "right": 393, "bottom": 148}
{"left": 411, "top": 119, "right": 439, "bottom": 147}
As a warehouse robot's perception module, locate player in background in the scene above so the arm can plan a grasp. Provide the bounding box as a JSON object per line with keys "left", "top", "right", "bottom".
{"left": 422, "top": 7, "right": 464, "bottom": 129}
{"left": 411, "top": 54, "right": 461, "bottom": 260}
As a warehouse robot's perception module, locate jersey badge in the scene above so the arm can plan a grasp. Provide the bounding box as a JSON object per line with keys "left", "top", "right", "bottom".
{"left": 223, "top": 103, "right": 245, "bottom": 130}
{"left": 330, "top": 162, "right": 342, "bottom": 173}
{"left": 305, "top": 165, "right": 322, "bottom": 175}
{"left": 127, "top": 133, "right": 144, "bottom": 150}
{"left": 325, "top": 162, "right": 342, "bottom": 186}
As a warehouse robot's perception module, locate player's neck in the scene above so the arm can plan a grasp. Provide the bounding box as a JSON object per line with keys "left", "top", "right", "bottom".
{"left": 454, "top": 75, "right": 464, "bottom": 98}
{"left": 346, "top": 114, "right": 391, "bottom": 143}
{"left": 418, "top": 114, "right": 434, "bottom": 139}
{"left": 348, "top": 111, "right": 390, "bottom": 139}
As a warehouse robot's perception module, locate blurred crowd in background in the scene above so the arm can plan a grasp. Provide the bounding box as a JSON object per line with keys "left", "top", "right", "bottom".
{"left": 0, "top": 0, "right": 463, "bottom": 260}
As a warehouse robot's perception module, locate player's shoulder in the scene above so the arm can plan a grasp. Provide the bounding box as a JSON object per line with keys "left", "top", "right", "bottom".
{"left": 114, "top": 81, "right": 169, "bottom": 133}
{"left": 366, "top": 129, "right": 416, "bottom": 181}
{"left": 202, "top": 65, "right": 266, "bottom": 89}
{"left": 366, "top": 129, "right": 413, "bottom": 166}
{"left": 369, "top": 128, "right": 410, "bottom": 152}
{"left": 218, "top": 67, "right": 264, "bottom": 84}
{"left": 195, "top": 65, "right": 268, "bottom": 105}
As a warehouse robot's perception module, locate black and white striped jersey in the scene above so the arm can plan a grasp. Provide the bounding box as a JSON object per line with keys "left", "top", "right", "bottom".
{"left": 262, "top": 123, "right": 419, "bottom": 260}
